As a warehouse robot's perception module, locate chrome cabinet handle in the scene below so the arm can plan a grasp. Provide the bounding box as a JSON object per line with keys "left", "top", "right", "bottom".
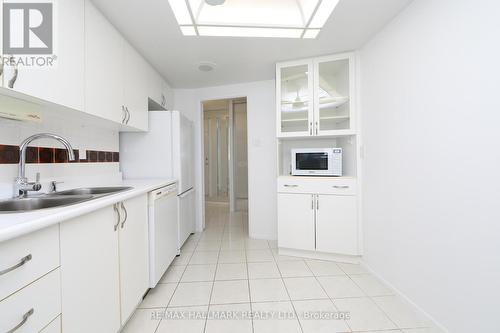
{"left": 120, "top": 202, "right": 128, "bottom": 228}
{"left": 6, "top": 308, "right": 34, "bottom": 333}
{"left": 113, "top": 204, "right": 121, "bottom": 231}
{"left": 309, "top": 122, "right": 312, "bottom": 135}
{"left": 316, "top": 196, "right": 319, "bottom": 210}
{"left": 8, "top": 55, "right": 18, "bottom": 89}
{"left": 121, "top": 106, "right": 127, "bottom": 124}
{"left": 284, "top": 184, "right": 298, "bottom": 188}
{"left": 0, "top": 254, "right": 32, "bottom": 276}
{"left": 311, "top": 196, "right": 314, "bottom": 210}
{"left": 333, "top": 185, "right": 349, "bottom": 189}
{"left": 126, "top": 107, "right": 131, "bottom": 124}
{"left": 315, "top": 121, "right": 319, "bottom": 135}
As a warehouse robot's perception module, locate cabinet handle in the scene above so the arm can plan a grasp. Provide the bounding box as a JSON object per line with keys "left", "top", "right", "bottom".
{"left": 311, "top": 196, "right": 314, "bottom": 210}
{"left": 316, "top": 196, "right": 319, "bottom": 210}
{"left": 120, "top": 202, "right": 128, "bottom": 229}
{"left": 8, "top": 55, "right": 18, "bottom": 89}
{"left": 125, "top": 107, "right": 131, "bottom": 124}
{"left": 284, "top": 184, "right": 298, "bottom": 188}
{"left": 309, "top": 122, "right": 312, "bottom": 135}
{"left": 0, "top": 254, "right": 32, "bottom": 276}
{"left": 6, "top": 308, "right": 34, "bottom": 333}
{"left": 113, "top": 203, "right": 121, "bottom": 231}
{"left": 333, "top": 185, "right": 349, "bottom": 189}
{"left": 121, "top": 106, "right": 127, "bottom": 124}
{"left": 315, "top": 121, "right": 319, "bottom": 135}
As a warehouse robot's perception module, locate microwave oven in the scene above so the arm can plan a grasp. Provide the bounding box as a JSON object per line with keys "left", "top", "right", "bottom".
{"left": 291, "top": 148, "right": 342, "bottom": 176}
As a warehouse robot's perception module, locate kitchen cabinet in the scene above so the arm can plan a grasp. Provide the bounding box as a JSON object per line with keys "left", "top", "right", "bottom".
{"left": 315, "top": 194, "right": 358, "bottom": 255}
{"left": 276, "top": 52, "right": 356, "bottom": 137}
{"left": 2, "top": 0, "right": 85, "bottom": 111}
{"left": 277, "top": 177, "right": 359, "bottom": 257}
{"left": 179, "top": 189, "right": 196, "bottom": 248}
{"left": 118, "top": 194, "right": 149, "bottom": 324}
{"left": 277, "top": 193, "right": 315, "bottom": 251}
{"left": 60, "top": 206, "right": 121, "bottom": 333}
{"left": 85, "top": 0, "right": 148, "bottom": 131}
{"left": 60, "top": 195, "right": 149, "bottom": 332}
{"left": 85, "top": 0, "right": 124, "bottom": 125}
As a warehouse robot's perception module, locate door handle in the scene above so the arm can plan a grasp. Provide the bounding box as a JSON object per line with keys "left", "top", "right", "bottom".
{"left": 120, "top": 202, "right": 128, "bottom": 229}
{"left": 6, "top": 308, "right": 34, "bottom": 333}
{"left": 8, "top": 55, "right": 18, "bottom": 89}
{"left": 0, "top": 254, "right": 32, "bottom": 276}
{"left": 113, "top": 203, "right": 121, "bottom": 231}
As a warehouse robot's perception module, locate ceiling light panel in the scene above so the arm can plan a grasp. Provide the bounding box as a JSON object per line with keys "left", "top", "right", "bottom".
{"left": 170, "top": 0, "right": 339, "bottom": 38}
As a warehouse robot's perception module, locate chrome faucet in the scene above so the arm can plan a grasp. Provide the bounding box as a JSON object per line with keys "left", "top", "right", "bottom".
{"left": 14, "top": 133, "right": 76, "bottom": 198}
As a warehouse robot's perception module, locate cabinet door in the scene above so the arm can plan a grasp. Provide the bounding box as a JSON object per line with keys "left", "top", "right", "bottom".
{"left": 60, "top": 206, "right": 121, "bottom": 333}
{"left": 314, "top": 53, "right": 355, "bottom": 135}
{"left": 276, "top": 60, "right": 314, "bottom": 137}
{"left": 277, "top": 193, "right": 315, "bottom": 251}
{"left": 162, "top": 80, "right": 174, "bottom": 110}
{"left": 3, "top": 0, "right": 85, "bottom": 111}
{"left": 315, "top": 195, "right": 358, "bottom": 255}
{"left": 84, "top": 0, "right": 124, "bottom": 124}
{"left": 123, "top": 41, "right": 149, "bottom": 131}
{"left": 118, "top": 194, "right": 149, "bottom": 324}
{"left": 147, "top": 66, "right": 164, "bottom": 107}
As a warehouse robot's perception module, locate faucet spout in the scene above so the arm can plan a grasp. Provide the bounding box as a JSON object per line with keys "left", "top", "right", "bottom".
{"left": 15, "top": 133, "right": 75, "bottom": 198}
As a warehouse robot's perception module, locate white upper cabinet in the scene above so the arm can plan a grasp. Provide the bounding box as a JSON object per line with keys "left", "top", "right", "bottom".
{"left": 276, "top": 52, "right": 356, "bottom": 137}
{"left": 2, "top": 0, "right": 85, "bottom": 111}
{"left": 123, "top": 42, "right": 149, "bottom": 131}
{"left": 85, "top": 0, "right": 124, "bottom": 124}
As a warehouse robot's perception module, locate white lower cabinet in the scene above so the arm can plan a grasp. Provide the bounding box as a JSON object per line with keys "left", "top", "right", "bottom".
{"left": 41, "top": 316, "right": 61, "bottom": 333}
{"left": 0, "top": 268, "right": 61, "bottom": 333}
{"left": 315, "top": 195, "right": 358, "bottom": 255}
{"left": 60, "top": 206, "right": 121, "bottom": 333}
{"left": 118, "top": 194, "right": 149, "bottom": 324}
{"left": 277, "top": 179, "right": 359, "bottom": 257}
{"left": 277, "top": 193, "right": 315, "bottom": 251}
{"left": 178, "top": 189, "right": 196, "bottom": 249}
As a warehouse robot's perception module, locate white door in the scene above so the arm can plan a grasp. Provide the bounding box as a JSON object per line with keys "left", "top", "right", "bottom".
{"left": 60, "top": 206, "right": 121, "bottom": 333}
{"left": 84, "top": 0, "right": 124, "bottom": 123}
{"left": 3, "top": 0, "right": 85, "bottom": 111}
{"left": 118, "top": 195, "right": 149, "bottom": 324}
{"left": 315, "top": 195, "right": 358, "bottom": 255}
{"left": 277, "top": 193, "right": 315, "bottom": 251}
{"left": 123, "top": 41, "right": 149, "bottom": 131}
{"left": 178, "top": 188, "right": 195, "bottom": 249}
{"left": 179, "top": 114, "right": 194, "bottom": 192}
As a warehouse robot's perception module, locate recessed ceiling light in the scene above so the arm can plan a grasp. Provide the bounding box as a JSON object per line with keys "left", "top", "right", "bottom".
{"left": 198, "top": 62, "right": 216, "bottom": 72}
{"left": 167, "top": 0, "right": 340, "bottom": 39}
{"left": 205, "top": 0, "right": 226, "bottom": 6}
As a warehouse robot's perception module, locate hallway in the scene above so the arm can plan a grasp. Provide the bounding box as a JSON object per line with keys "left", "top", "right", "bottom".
{"left": 122, "top": 203, "right": 436, "bottom": 333}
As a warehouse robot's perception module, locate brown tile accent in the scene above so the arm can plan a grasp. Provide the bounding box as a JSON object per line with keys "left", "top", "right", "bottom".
{"left": 0, "top": 144, "right": 19, "bottom": 164}
{"left": 26, "top": 146, "right": 39, "bottom": 164}
{"left": 88, "top": 150, "right": 98, "bottom": 163}
{"left": 105, "top": 152, "right": 113, "bottom": 162}
{"left": 0, "top": 144, "right": 118, "bottom": 164}
{"left": 39, "top": 147, "right": 55, "bottom": 163}
{"left": 98, "top": 151, "right": 106, "bottom": 162}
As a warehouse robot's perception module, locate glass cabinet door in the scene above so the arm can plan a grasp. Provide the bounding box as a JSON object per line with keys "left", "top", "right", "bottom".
{"left": 277, "top": 62, "right": 313, "bottom": 136}
{"left": 314, "top": 56, "right": 353, "bottom": 134}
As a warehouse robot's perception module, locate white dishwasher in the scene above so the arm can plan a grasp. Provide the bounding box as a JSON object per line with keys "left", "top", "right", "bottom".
{"left": 148, "top": 183, "right": 178, "bottom": 288}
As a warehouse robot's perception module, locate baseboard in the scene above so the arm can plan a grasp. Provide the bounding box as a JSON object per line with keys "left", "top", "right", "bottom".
{"left": 361, "top": 261, "right": 450, "bottom": 333}
{"left": 279, "top": 247, "right": 361, "bottom": 264}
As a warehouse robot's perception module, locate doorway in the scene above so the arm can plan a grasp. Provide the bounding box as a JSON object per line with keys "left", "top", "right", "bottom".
{"left": 203, "top": 97, "right": 248, "bottom": 211}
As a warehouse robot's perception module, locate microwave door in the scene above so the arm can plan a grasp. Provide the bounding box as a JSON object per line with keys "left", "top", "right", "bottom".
{"left": 296, "top": 152, "right": 329, "bottom": 175}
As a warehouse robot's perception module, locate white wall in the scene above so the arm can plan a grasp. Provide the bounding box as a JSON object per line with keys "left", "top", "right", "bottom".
{"left": 174, "top": 80, "right": 277, "bottom": 239}
{"left": 360, "top": 0, "right": 500, "bottom": 332}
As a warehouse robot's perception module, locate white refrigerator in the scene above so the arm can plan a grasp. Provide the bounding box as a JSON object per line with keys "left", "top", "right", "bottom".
{"left": 120, "top": 111, "right": 196, "bottom": 250}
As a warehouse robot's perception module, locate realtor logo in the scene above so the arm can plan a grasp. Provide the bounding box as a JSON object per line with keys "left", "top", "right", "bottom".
{"left": 3, "top": 2, "right": 53, "bottom": 54}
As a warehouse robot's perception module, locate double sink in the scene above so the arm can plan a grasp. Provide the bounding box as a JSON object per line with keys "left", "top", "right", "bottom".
{"left": 0, "top": 187, "right": 133, "bottom": 213}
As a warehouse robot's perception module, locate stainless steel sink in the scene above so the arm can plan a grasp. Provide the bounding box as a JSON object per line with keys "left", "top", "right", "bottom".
{"left": 54, "top": 186, "right": 133, "bottom": 196}
{"left": 0, "top": 186, "right": 134, "bottom": 213}
{"left": 0, "top": 195, "right": 94, "bottom": 213}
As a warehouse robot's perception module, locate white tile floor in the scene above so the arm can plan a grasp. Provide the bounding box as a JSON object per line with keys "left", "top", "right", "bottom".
{"left": 123, "top": 203, "right": 441, "bottom": 333}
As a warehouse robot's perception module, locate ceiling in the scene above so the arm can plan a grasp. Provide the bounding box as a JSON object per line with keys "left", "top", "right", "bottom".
{"left": 91, "top": 0, "right": 412, "bottom": 88}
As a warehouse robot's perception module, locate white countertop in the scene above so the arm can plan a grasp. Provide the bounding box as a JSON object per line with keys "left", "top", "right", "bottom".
{"left": 0, "top": 178, "right": 177, "bottom": 243}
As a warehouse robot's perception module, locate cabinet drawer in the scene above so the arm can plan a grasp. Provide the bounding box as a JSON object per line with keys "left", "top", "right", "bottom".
{"left": 278, "top": 177, "right": 357, "bottom": 195}
{"left": 0, "top": 268, "right": 61, "bottom": 333}
{"left": 0, "top": 225, "right": 60, "bottom": 301}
